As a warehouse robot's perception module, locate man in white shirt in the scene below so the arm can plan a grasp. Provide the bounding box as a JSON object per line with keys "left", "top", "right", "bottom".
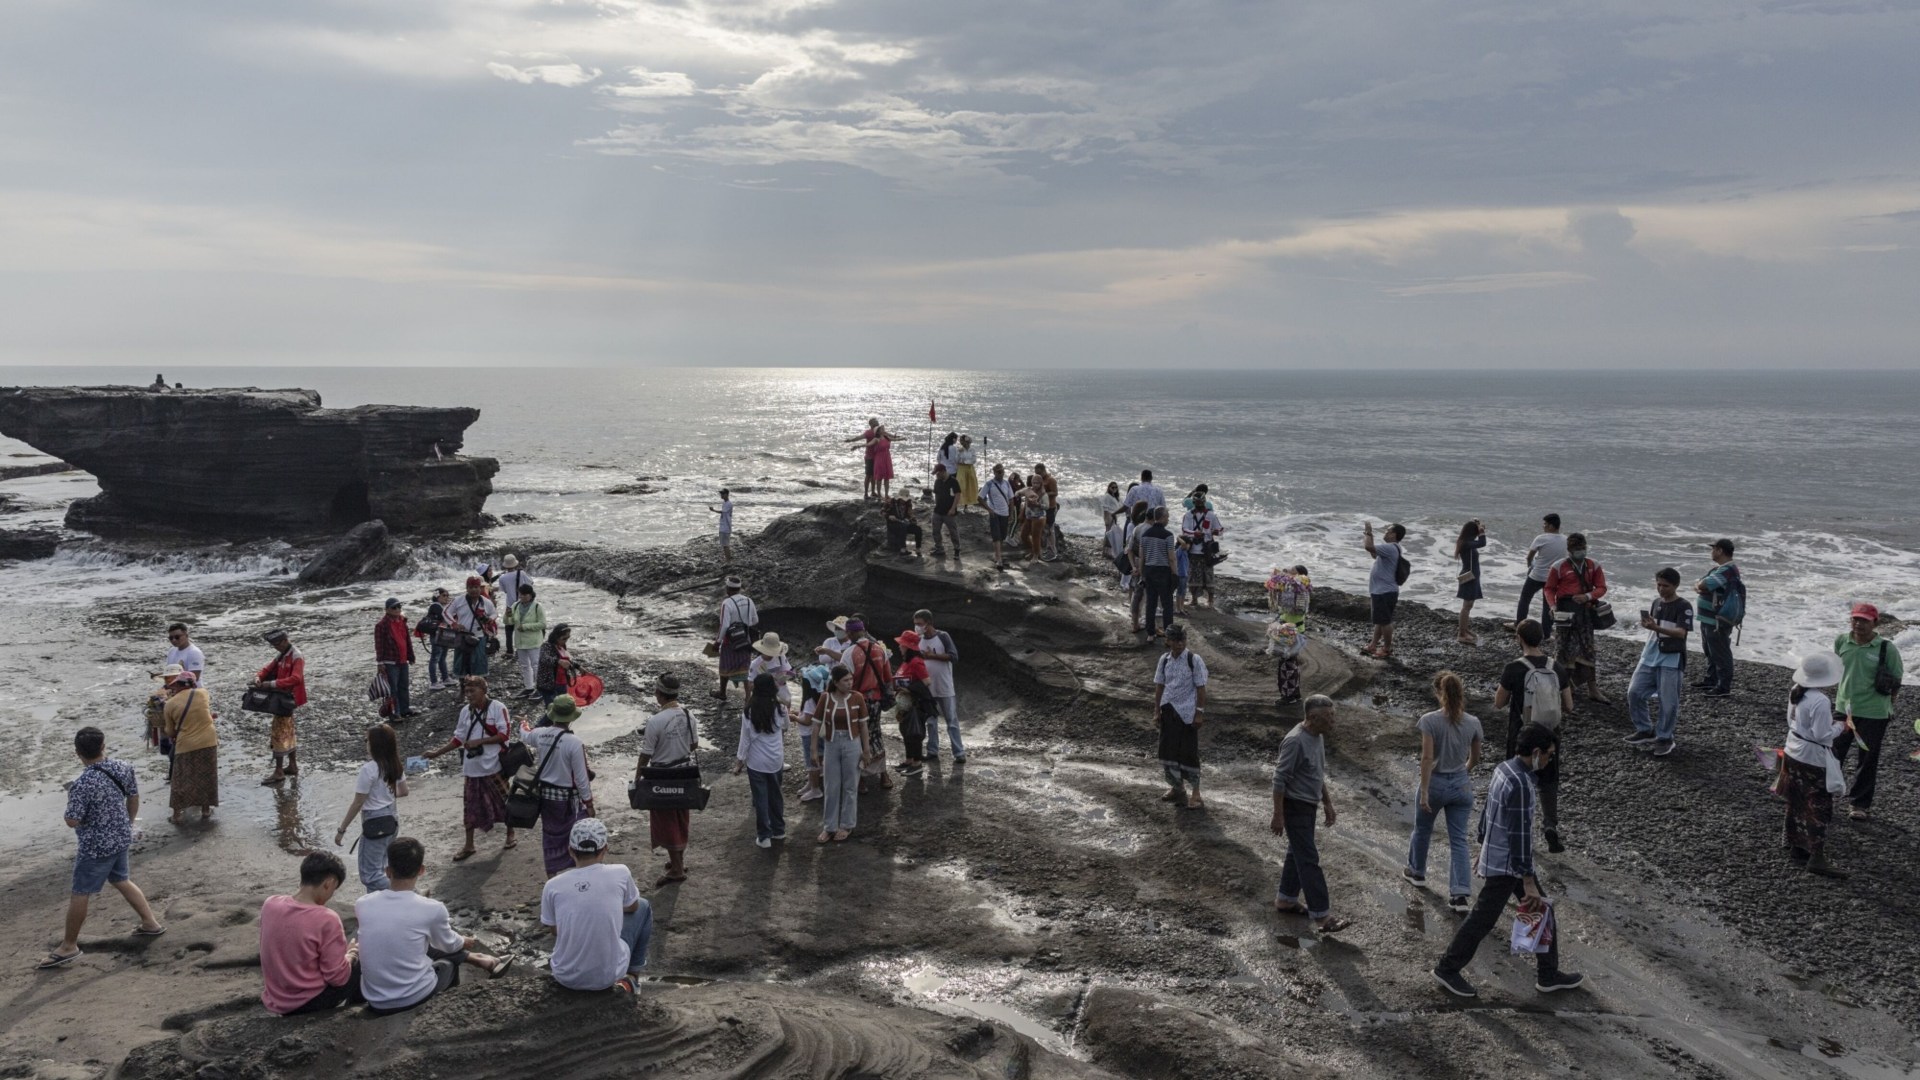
{"left": 422, "top": 677, "right": 517, "bottom": 860}
{"left": 1152, "top": 625, "right": 1209, "bottom": 808}
{"left": 979, "top": 463, "right": 1017, "bottom": 569}
{"left": 710, "top": 490, "right": 734, "bottom": 564}
{"left": 494, "top": 556, "right": 533, "bottom": 652}
{"left": 913, "top": 609, "right": 966, "bottom": 764}
{"left": 1122, "top": 469, "right": 1166, "bottom": 514}
{"left": 447, "top": 575, "right": 496, "bottom": 678}
{"left": 542, "top": 818, "right": 652, "bottom": 994}
{"left": 165, "top": 623, "right": 205, "bottom": 685}
{"left": 637, "top": 675, "right": 698, "bottom": 886}
{"left": 352, "top": 838, "right": 508, "bottom": 1013}
{"left": 1519, "top": 514, "right": 1567, "bottom": 641}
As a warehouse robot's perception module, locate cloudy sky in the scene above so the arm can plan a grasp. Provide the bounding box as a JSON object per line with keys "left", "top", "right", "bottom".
{"left": 3, "top": 0, "right": 1917, "bottom": 368}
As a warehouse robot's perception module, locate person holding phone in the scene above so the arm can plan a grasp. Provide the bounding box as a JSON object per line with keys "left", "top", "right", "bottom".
{"left": 1454, "top": 520, "right": 1487, "bottom": 645}
{"left": 1625, "top": 568, "right": 1694, "bottom": 757}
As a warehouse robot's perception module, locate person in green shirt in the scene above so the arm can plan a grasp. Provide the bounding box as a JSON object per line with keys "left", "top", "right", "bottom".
{"left": 1832, "top": 602, "right": 1903, "bottom": 820}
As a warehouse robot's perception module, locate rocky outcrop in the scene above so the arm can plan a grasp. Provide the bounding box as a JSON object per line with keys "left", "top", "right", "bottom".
{"left": 0, "top": 386, "right": 497, "bottom": 537}
{"left": 296, "top": 519, "right": 411, "bottom": 585}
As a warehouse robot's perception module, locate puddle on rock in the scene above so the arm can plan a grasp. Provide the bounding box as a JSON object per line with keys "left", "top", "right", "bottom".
{"left": 890, "top": 962, "right": 1074, "bottom": 1057}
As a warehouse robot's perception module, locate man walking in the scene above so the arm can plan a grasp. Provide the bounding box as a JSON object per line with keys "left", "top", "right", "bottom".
{"left": 1131, "top": 507, "right": 1178, "bottom": 642}
{"left": 1152, "top": 625, "right": 1208, "bottom": 808}
{"left": 930, "top": 465, "right": 961, "bottom": 559}
{"left": 165, "top": 623, "right": 205, "bottom": 684}
{"left": 1832, "top": 602, "right": 1903, "bottom": 822}
{"left": 1625, "top": 568, "right": 1693, "bottom": 757}
{"left": 1518, "top": 514, "right": 1567, "bottom": 641}
{"left": 981, "top": 463, "right": 1016, "bottom": 569}
{"left": 1432, "top": 723, "right": 1585, "bottom": 998}
{"left": 1363, "top": 522, "right": 1406, "bottom": 659}
{"left": 1271, "top": 696, "right": 1348, "bottom": 934}
{"left": 1694, "top": 539, "right": 1743, "bottom": 696}
{"left": 915, "top": 609, "right": 965, "bottom": 763}
{"left": 495, "top": 555, "right": 532, "bottom": 652}
{"left": 542, "top": 818, "right": 653, "bottom": 995}
{"left": 638, "top": 676, "right": 698, "bottom": 886}
{"left": 39, "top": 727, "right": 166, "bottom": 968}
{"left": 375, "top": 598, "right": 417, "bottom": 718}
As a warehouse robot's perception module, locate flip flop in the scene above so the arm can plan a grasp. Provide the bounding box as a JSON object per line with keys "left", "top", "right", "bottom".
{"left": 132, "top": 925, "right": 167, "bottom": 938}
{"left": 502, "top": 840, "right": 518, "bottom": 850}
{"left": 452, "top": 849, "right": 477, "bottom": 862}
{"left": 832, "top": 831, "right": 851, "bottom": 842}
{"left": 1273, "top": 901, "right": 1309, "bottom": 916}
{"left": 488, "top": 955, "right": 515, "bottom": 979}
{"left": 817, "top": 832, "right": 832, "bottom": 844}
{"left": 1315, "top": 916, "right": 1352, "bottom": 935}
{"left": 654, "top": 874, "right": 688, "bottom": 888}
{"left": 37, "top": 951, "right": 80, "bottom": 969}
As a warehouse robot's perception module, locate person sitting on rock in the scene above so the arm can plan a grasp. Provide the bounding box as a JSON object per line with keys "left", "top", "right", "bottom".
{"left": 353, "top": 838, "right": 510, "bottom": 1014}
{"left": 542, "top": 818, "right": 652, "bottom": 994}
{"left": 259, "top": 852, "right": 362, "bottom": 1015}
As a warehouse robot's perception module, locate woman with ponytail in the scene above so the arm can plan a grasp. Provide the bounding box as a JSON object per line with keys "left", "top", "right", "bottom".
{"left": 1405, "top": 671, "right": 1482, "bottom": 913}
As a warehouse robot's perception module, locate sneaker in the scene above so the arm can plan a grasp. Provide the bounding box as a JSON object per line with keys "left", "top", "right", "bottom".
{"left": 1448, "top": 895, "right": 1471, "bottom": 914}
{"left": 1703, "top": 688, "right": 1732, "bottom": 698}
{"left": 755, "top": 837, "right": 772, "bottom": 849}
{"left": 1536, "top": 971, "right": 1586, "bottom": 993}
{"left": 1432, "top": 968, "right": 1478, "bottom": 998}
{"left": 902, "top": 763, "right": 925, "bottom": 776}
{"left": 800, "top": 787, "right": 824, "bottom": 802}
{"left": 1623, "top": 732, "right": 1657, "bottom": 748}
{"left": 951, "top": 756, "right": 967, "bottom": 765}
{"left": 1402, "top": 866, "right": 1427, "bottom": 887}
{"left": 771, "top": 832, "right": 786, "bottom": 841}
{"left": 1545, "top": 829, "right": 1566, "bottom": 854}
{"left": 1652, "top": 739, "right": 1676, "bottom": 757}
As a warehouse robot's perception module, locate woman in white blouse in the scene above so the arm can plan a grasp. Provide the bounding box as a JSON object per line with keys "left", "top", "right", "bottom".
{"left": 1781, "top": 651, "right": 1847, "bottom": 879}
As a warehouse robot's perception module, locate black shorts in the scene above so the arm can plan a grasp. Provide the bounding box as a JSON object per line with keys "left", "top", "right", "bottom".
{"left": 865, "top": 456, "right": 875, "bottom": 478}
{"left": 989, "top": 513, "right": 1010, "bottom": 541}
{"left": 1370, "top": 591, "right": 1399, "bottom": 626}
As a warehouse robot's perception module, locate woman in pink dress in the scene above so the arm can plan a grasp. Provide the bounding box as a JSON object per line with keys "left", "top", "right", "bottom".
{"left": 870, "top": 428, "right": 895, "bottom": 500}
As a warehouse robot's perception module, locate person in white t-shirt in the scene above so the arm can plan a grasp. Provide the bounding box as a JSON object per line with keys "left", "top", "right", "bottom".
{"left": 1122, "top": 469, "right": 1165, "bottom": 514}
{"left": 1518, "top": 513, "right": 1567, "bottom": 641}
{"left": 541, "top": 818, "right": 651, "bottom": 994}
{"left": 423, "top": 677, "right": 518, "bottom": 861}
{"left": 352, "top": 838, "right": 509, "bottom": 1013}
{"left": 165, "top": 623, "right": 205, "bottom": 685}
{"left": 913, "top": 609, "right": 966, "bottom": 763}
{"left": 710, "top": 489, "right": 734, "bottom": 564}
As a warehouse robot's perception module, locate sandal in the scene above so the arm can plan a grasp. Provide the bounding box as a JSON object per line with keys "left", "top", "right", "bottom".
{"left": 502, "top": 838, "right": 518, "bottom": 850}
{"left": 488, "top": 955, "right": 515, "bottom": 979}
{"left": 832, "top": 831, "right": 851, "bottom": 842}
{"left": 654, "top": 874, "right": 688, "bottom": 888}
{"left": 1849, "top": 807, "right": 1871, "bottom": 821}
{"left": 36, "top": 951, "right": 80, "bottom": 970}
{"left": 817, "top": 832, "right": 832, "bottom": 844}
{"left": 132, "top": 925, "right": 166, "bottom": 938}
{"left": 1315, "top": 916, "right": 1352, "bottom": 935}
{"left": 1186, "top": 795, "right": 1205, "bottom": 809}
{"left": 1273, "top": 900, "right": 1309, "bottom": 916}
{"left": 451, "top": 849, "right": 477, "bottom": 862}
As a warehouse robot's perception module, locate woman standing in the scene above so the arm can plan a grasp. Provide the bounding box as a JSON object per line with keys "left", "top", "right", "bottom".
{"left": 732, "top": 674, "right": 789, "bottom": 848}
{"left": 936, "top": 432, "right": 960, "bottom": 479}
{"left": 814, "top": 666, "right": 869, "bottom": 843}
{"left": 1454, "top": 519, "right": 1487, "bottom": 645}
{"left": 535, "top": 624, "right": 576, "bottom": 714}
{"left": 422, "top": 676, "right": 517, "bottom": 861}
{"left": 160, "top": 671, "right": 218, "bottom": 824}
{"left": 955, "top": 436, "right": 979, "bottom": 510}
{"left": 870, "top": 426, "right": 896, "bottom": 501}
{"left": 1100, "top": 481, "right": 1124, "bottom": 531}
{"left": 525, "top": 695, "right": 593, "bottom": 877}
{"left": 1782, "top": 651, "right": 1848, "bottom": 878}
{"left": 505, "top": 584, "right": 546, "bottom": 699}
{"left": 254, "top": 629, "right": 307, "bottom": 786}
{"left": 1021, "top": 475, "right": 1048, "bottom": 561}
{"left": 333, "top": 724, "right": 407, "bottom": 892}
{"left": 1404, "top": 671, "right": 1483, "bottom": 913}
{"left": 1544, "top": 533, "right": 1611, "bottom": 704}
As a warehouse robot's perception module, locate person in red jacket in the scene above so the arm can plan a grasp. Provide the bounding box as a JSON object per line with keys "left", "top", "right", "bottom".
{"left": 254, "top": 629, "right": 308, "bottom": 785}
{"left": 375, "top": 598, "right": 418, "bottom": 720}
{"left": 1542, "top": 534, "right": 1610, "bottom": 705}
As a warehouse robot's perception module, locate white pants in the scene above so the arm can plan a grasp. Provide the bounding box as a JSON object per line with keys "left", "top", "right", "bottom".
{"left": 516, "top": 647, "right": 540, "bottom": 687}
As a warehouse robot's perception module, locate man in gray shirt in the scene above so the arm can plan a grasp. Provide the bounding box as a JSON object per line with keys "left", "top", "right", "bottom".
{"left": 1271, "top": 696, "right": 1348, "bottom": 934}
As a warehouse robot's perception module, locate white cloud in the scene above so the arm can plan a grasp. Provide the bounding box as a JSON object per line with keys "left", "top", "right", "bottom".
{"left": 485, "top": 61, "right": 599, "bottom": 86}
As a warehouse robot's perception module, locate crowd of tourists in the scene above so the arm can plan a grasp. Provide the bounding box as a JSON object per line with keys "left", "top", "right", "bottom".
{"left": 38, "top": 438, "right": 1909, "bottom": 1016}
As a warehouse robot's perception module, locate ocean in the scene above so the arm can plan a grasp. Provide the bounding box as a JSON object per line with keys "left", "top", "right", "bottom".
{"left": 2, "top": 365, "right": 1917, "bottom": 681}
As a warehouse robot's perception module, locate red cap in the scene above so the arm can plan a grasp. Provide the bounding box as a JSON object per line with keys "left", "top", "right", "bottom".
{"left": 1850, "top": 602, "right": 1880, "bottom": 623}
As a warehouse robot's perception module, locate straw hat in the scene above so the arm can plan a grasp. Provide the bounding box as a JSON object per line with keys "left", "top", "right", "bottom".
{"left": 826, "top": 616, "right": 849, "bottom": 634}
{"left": 1792, "top": 651, "right": 1844, "bottom": 690}
{"left": 152, "top": 663, "right": 190, "bottom": 685}
{"left": 547, "top": 695, "right": 582, "bottom": 724}
{"left": 752, "top": 633, "right": 789, "bottom": 658}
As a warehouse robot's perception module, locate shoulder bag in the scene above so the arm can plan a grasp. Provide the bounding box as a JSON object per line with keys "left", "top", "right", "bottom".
{"left": 1573, "top": 562, "right": 1617, "bottom": 631}
{"left": 241, "top": 686, "right": 297, "bottom": 716}
{"left": 631, "top": 708, "right": 711, "bottom": 811}
{"left": 1873, "top": 640, "right": 1902, "bottom": 698}
{"left": 505, "top": 732, "right": 568, "bottom": 830}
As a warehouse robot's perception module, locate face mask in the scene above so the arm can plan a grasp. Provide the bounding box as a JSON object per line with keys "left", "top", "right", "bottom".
{"left": 1568, "top": 550, "right": 1587, "bottom": 562}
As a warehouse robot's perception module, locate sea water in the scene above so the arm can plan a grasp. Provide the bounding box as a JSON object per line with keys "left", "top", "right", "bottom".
{"left": 2, "top": 365, "right": 1916, "bottom": 680}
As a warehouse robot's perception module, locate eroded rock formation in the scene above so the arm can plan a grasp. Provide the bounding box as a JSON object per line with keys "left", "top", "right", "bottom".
{"left": 0, "top": 386, "right": 497, "bottom": 537}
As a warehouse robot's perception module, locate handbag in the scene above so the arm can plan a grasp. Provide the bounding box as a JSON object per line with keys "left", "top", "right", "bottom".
{"left": 1572, "top": 562, "right": 1616, "bottom": 630}
{"left": 1873, "top": 640, "right": 1901, "bottom": 698}
{"left": 361, "top": 814, "right": 398, "bottom": 840}
{"left": 367, "top": 669, "right": 392, "bottom": 703}
{"left": 505, "top": 732, "right": 569, "bottom": 830}
{"left": 1457, "top": 571, "right": 1476, "bottom": 584}
{"left": 241, "top": 687, "right": 297, "bottom": 715}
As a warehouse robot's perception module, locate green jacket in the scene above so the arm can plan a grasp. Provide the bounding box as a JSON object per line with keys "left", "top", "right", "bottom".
{"left": 1833, "top": 632, "right": 1903, "bottom": 720}
{"left": 505, "top": 601, "right": 547, "bottom": 644}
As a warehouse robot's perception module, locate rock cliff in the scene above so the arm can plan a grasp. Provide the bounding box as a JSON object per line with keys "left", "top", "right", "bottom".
{"left": 0, "top": 386, "right": 497, "bottom": 537}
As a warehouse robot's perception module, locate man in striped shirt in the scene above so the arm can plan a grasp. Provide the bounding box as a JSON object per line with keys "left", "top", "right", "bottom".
{"left": 1432, "top": 723, "right": 1585, "bottom": 998}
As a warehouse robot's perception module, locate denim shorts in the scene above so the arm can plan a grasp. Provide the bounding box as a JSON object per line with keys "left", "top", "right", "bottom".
{"left": 72, "top": 847, "right": 131, "bottom": 895}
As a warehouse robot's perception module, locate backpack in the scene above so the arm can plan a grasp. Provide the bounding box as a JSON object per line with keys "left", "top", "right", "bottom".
{"left": 1521, "top": 657, "right": 1563, "bottom": 731}
{"left": 1393, "top": 550, "right": 1411, "bottom": 587}
{"left": 721, "top": 595, "right": 756, "bottom": 652}
{"left": 1715, "top": 566, "right": 1747, "bottom": 626}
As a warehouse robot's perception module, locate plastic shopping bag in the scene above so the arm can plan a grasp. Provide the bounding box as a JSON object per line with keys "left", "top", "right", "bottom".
{"left": 1510, "top": 897, "right": 1555, "bottom": 955}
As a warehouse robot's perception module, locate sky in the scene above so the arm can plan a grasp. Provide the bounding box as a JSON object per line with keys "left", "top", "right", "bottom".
{"left": 2, "top": 0, "right": 1917, "bottom": 369}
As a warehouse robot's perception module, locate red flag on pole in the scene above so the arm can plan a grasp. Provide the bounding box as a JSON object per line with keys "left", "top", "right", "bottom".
{"left": 928, "top": 399, "right": 937, "bottom": 423}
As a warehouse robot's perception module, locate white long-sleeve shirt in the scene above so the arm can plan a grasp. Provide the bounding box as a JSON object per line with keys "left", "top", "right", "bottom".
{"left": 1785, "top": 690, "right": 1843, "bottom": 769}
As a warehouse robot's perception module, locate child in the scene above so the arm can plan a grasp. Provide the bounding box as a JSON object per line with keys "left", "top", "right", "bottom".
{"left": 709, "top": 489, "right": 733, "bottom": 563}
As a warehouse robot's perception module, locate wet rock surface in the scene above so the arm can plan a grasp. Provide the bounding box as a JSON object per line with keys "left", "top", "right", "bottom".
{"left": 0, "top": 386, "right": 497, "bottom": 537}
{"left": 294, "top": 520, "right": 410, "bottom": 586}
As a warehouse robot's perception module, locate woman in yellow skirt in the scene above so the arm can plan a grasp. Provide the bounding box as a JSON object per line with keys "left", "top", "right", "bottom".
{"left": 955, "top": 434, "right": 979, "bottom": 509}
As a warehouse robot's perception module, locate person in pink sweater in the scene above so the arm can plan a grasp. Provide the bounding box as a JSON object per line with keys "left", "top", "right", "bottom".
{"left": 259, "top": 852, "right": 361, "bottom": 1015}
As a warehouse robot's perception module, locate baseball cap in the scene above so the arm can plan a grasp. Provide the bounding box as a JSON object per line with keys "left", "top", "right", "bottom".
{"left": 569, "top": 817, "right": 609, "bottom": 853}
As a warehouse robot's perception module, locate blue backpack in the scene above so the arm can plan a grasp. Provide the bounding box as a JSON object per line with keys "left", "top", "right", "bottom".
{"left": 1715, "top": 566, "right": 1747, "bottom": 626}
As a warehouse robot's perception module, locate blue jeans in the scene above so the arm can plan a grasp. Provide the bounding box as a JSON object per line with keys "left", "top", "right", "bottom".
{"left": 747, "top": 768, "right": 785, "bottom": 841}
{"left": 71, "top": 847, "right": 131, "bottom": 895}
{"left": 383, "top": 662, "right": 411, "bottom": 714}
{"left": 359, "top": 815, "right": 394, "bottom": 892}
{"left": 1628, "top": 663, "right": 1684, "bottom": 740}
{"left": 428, "top": 641, "right": 451, "bottom": 685}
{"left": 821, "top": 735, "right": 861, "bottom": 832}
{"left": 1700, "top": 622, "right": 1734, "bottom": 692}
{"left": 1276, "top": 797, "right": 1329, "bottom": 919}
{"left": 621, "top": 901, "right": 654, "bottom": 977}
{"left": 1407, "top": 770, "right": 1474, "bottom": 898}
{"left": 923, "top": 696, "right": 965, "bottom": 759}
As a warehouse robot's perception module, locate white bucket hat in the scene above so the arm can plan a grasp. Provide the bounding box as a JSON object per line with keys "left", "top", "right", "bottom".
{"left": 1792, "top": 651, "right": 1844, "bottom": 690}
{"left": 752, "top": 632, "right": 789, "bottom": 658}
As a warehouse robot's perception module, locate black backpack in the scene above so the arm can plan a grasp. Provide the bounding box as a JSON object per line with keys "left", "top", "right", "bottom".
{"left": 1393, "top": 551, "right": 1411, "bottom": 587}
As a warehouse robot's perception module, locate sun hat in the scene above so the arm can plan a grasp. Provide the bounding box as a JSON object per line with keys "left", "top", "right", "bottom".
{"left": 827, "top": 616, "right": 849, "bottom": 634}
{"left": 895, "top": 630, "right": 921, "bottom": 651}
{"left": 152, "top": 663, "right": 188, "bottom": 684}
{"left": 384, "top": 597, "right": 402, "bottom": 609}
{"left": 547, "top": 695, "right": 582, "bottom": 724}
{"left": 502, "top": 554, "right": 519, "bottom": 569}
{"left": 568, "top": 817, "right": 608, "bottom": 854}
{"left": 655, "top": 673, "right": 681, "bottom": 699}
{"left": 1849, "top": 601, "right": 1881, "bottom": 623}
{"left": 752, "top": 633, "right": 788, "bottom": 658}
{"left": 1792, "top": 651, "right": 1844, "bottom": 690}
{"left": 263, "top": 628, "right": 290, "bottom": 643}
